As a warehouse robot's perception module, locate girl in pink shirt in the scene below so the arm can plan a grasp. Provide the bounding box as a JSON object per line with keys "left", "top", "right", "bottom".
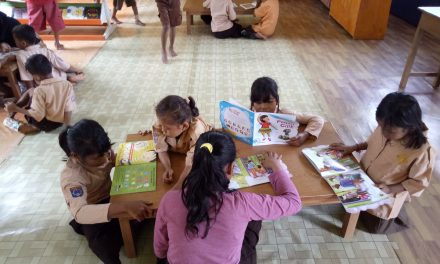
{"left": 203, "top": 0, "right": 243, "bottom": 39}
{"left": 154, "top": 131, "right": 302, "bottom": 263}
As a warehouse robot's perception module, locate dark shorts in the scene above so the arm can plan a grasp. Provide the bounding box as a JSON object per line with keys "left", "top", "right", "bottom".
{"left": 156, "top": 0, "right": 182, "bottom": 27}
{"left": 113, "top": 0, "right": 135, "bottom": 10}
{"left": 25, "top": 116, "right": 62, "bottom": 132}
{"left": 213, "top": 22, "right": 243, "bottom": 39}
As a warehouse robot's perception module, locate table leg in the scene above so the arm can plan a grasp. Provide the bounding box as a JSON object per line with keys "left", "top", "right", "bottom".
{"left": 399, "top": 25, "right": 423, "bottom": 91}
{"left": 119, "top": 218, "right": 136, "bottom": 258}
{"left": 186, "top": 14, "right": 193, "bottom": 35}
{"left": 341, "top": 212, "right": 360, "bottom": 239}
{"left": 5, "top": 70, "right": 21, "bottom": 99}
{"left": 434, "top": 66, "right": 440, "bottom": 89}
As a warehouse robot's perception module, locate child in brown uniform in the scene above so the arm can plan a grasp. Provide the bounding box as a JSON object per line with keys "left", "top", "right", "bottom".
{"left": 242, "top": 0, "right": 279, "bottom": 39}
{"left": 331, "top": 92, "right": 436, "bottom": 233}
{"left": 59, "top": 119, "right": 152, "bottom": 264}
{"left": 156, "top": 0, "right": 182, "bottom": 64}
{"left": 111, "top": 0, "right": 145, "bottom": 26}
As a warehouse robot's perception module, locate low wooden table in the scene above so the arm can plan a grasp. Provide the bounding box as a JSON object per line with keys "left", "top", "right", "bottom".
{"left": 0, "top": 61, "right": 21, "bottom": 99}
{"left": 399, "top": 7, "right": 440, "bottom": 91}
{"left": 111, "top": 123, "right": 360, "bottom": 258}
{"left": 183, "top": 0, "right": 255, "bottom": 35}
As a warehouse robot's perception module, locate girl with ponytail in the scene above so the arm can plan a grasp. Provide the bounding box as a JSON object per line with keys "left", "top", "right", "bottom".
{"left": 154, "top": 131, "right": 302, "bottom": 263}
{"left": 152, "top": 95, "right": 213, "bottom": 184}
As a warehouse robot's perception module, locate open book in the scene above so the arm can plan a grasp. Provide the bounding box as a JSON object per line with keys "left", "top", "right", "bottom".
{"left": 302, "top": 145, "right": 389, "bottom": 212}
{"left": 110, "top": 140, "right": 157, "bottom": 195}
{"left": 219, "top": 100, "right": 299, "bottom": 146}
{"left": 240, "top": 2, "right": 257, "bottom": 10}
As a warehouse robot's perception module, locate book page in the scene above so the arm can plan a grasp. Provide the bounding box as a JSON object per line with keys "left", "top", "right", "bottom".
{"left": 252, "top": 112, "right": 299, "bottom": 146}
{"left": 219, "top": 101, "right": 254, "bottom": 145}
{"left": 116, "top": 140, "right": 156, "bottom": 166}
{"left": 110, "top": 162, "right": 157, "bottom": 195}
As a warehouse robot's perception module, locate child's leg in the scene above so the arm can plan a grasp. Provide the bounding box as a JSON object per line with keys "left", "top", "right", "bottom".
{"left": 161, "top": 25, "right": 170, "bottom": 64}
{"left": 111, "top": 0, "right": 122, "bottom": 24}
{"left": 44, "top": 0, "right": 66, "bottom": 50}
{"left": 240, "top": 220, "right": 262, "bottom": 264}
{"left": 130, "top": 1, "right": 145, "bottom": 26}
{"left": 67, "top": 73, "right": 86, "bottom": 83}
{"left": 169, "top": 27, "right": 177, "bottom": 57}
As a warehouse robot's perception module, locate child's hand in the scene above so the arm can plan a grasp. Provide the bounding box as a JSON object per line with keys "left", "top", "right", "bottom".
{"left": 4, "top": 102, "right": 17, "bottom": 113}
{"left": 288, "top": 132, "right": 309, "bottom": 147}
{"left": 124, "top": 201, "right": 153, "bottom": 221}
{"left": 262, "top": 152, "right": 284, "bottom": 173}
{"left": 138, "top": 129, "right": 152, "bottom": 136}
{"left": 329, "top": 143, "right": 356, "bottom": 156}
{"left": 0, "top": 43, "right": 11, "bottom": 53}
{"left": 163, "top": 168, "right": 174, "bottom": 184}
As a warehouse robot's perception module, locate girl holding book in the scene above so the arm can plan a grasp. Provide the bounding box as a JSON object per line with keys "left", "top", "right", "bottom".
{"left": 250, "top": 76, "right": 325, "bottom": 146}
{"left": 330, "top": 92, "right": 436, "bottom": 233}
{"left": 59, "top": 119, "right": 152, "bottom": 264}
{"left": 154, "top": 131, "right": 302, "bottom": 263}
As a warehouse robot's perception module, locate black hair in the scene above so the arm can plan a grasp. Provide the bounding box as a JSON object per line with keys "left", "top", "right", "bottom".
{"left": 181, "top": 131, "right": 236, "bottom": 239}
{"left": 59, "top": 119, "right": 112, "bottom": 159}
{"left": 250, "top": 77, "right": 280, "bottom": 111}
{"left": 12, "top": 24, "right": 40, "bottom": 45}
{"left": 25, "top": 54, "right": 52, "bottom": 76}
{"left": 155, "top": 95, "right": 199, "bottom": 124}
{"left": 376, "top": 92, "right": 427, "bottom": 149}
{"left": 259, "top": 115, "right": 269, "bottom": 122}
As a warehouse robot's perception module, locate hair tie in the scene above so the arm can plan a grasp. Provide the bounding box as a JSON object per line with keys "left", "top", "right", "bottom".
{"left": 200, "top": 143, "right": 213, "bottom": 153}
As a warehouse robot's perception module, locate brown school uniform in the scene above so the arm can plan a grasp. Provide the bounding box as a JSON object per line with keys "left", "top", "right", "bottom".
{"left": 156, "top": 0, "right": 182, "bottom": 27}
{"left": 278, "top": 108, "right": 325, "bottom": 139}
{"left": 361, "top": 126, "right": 436, "bottom": 219}
{"left": 114, "top": 0, "right": 134, "bottom": 10}
{"left": 252, "top": 0, "right": 279, "bottom": 38}
{"left": 16, "top": 44, "right": 70, "bottom": 81}
{"left": 153, "top": 117, "right": 213, "bottom": 166}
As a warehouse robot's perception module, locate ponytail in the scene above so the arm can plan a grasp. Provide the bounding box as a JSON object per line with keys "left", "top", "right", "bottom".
{"left": 181, "top": 131, "right": 236, "bottom": 239}
{"left": 59, "top": 127, "right": 71, "bottom": 156}
{"left": 156, "top": 95, "right": 199, "bottom": 125}
{"left": 187, "top": 96, "right": 199, "bottom": 117}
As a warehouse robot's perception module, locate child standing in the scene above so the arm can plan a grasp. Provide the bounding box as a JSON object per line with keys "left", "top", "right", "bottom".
{"left": 250, "top": 77, "right": 325, "bottom": 146}
{"left": 4, "top": 54, "right": 76, "bottom": 134}
{"left": 26, "top": 0, "right": 65, "bottom": 50}
{"left": 156, "top": 0, "right": 182, "bottom": 64}
{"left": 12, "top": 25, "right": 84, "bottom": 90}
{"left": 112, "top": 0, "right": 146, "bottom": 26}
{"left": 242, "top": 0, "right": 279, "bottom": 39}
{"left": 59, "top": 119, "right": 152, "bottom": 264}
{"left": 330, "top": 92, "right": 436, "bottom": 233}
{"left": 154, "top": 131, "right": 302, "bottom": 263}
{"left": 152, "top": 95, "right": 212, "bottom": 184}
{"left": 203, "top": 0, "right": 243, "bottom": 39}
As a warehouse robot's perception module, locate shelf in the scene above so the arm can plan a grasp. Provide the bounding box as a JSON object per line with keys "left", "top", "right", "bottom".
{"left": 16, "top": 18, "right": 104, "bottom": 26}
{"left": 38, "top": 26, "right": 107, "bottom": 41}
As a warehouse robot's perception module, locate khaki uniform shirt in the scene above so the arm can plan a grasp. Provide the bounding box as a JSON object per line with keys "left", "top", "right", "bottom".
{"left": 60, "top": 158, "right": 113, "bottom": 224}
{"left": 153, "top": 117, "right": 213, "bottom": 166}
{"left": 16, "top": 44, "right": 70, "bottom": 81}
{"left": 252, "top": 0, "right": 279, "bottom": 37}
{"left": 279, "top": 108, "right": 325, "bottom": 139}
{"left": 361, "top": 126, "right": 436, "bottom": 219}
{"left": 28, "top": 78, "right": 76, "bottom": 123}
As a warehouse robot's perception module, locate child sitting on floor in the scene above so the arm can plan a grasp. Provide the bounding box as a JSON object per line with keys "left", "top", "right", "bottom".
{"left": 4, "top": 54, "right": 76, "bottom": 134}
{"left": 241, "top": 0, "right": 279, "bottom": 39}
{"left": 12, "top": 24, "right": 84, "bottom": 90}
{"left": 203, "top": 0, "right": 243, "bottom": 39}
{"left": 156, "top": 0, "right": 182, "bottom": 64}
{"left": 330, "top": 92, "right": 436, "bottom": 234}
{"left": 250, "top": 76, "right": 324, "bottom": 146}
{"left": 152, "top": 95, "right": 212, "bottom": 185}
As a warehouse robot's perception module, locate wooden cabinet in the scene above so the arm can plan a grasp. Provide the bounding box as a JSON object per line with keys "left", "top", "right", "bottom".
{"left": 330, "top": 0, "right": 392, "bottom": 40}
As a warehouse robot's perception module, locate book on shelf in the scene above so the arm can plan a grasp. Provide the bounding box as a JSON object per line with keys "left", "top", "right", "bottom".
{"left": 110, "top": 140, "right": 157, "bottom": 196}
{"left": 302, "top": 145, "right": 389, "bottom": 211}
{"left": 219, "top": 100, "right": 299, "bottom": 146}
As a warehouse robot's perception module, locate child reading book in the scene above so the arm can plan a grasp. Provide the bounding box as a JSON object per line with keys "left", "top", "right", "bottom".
{"left": 154, "top": 131, "right": 302, "bottom": 263}
{"left": 241, "top": 0, "right": 279, "bottom": 39}
{"left": 12, "top": 25, "right": 85, "bottom": 90}
{"left": 330, "top": 92, "right": 436, "bottom": 233}
{"left": 59, "top": 119, "right": 152, "bottom": 264}
{"left": 4, "top": 54, "right": 76, "bottom": 134}
{"left": 250, "top": 76, "right": 324, "bottom": 146}
{"left": 203, "top": 0, "right": 243, "bottom": 39}
{"left": 156, "top": 0, "right": 182, "bottom": 64}
{"left": 152, "top": 95, "right": 213, "bottom": 184}
{"left": 111, "top": 0, "right": 146, "bottom": 26}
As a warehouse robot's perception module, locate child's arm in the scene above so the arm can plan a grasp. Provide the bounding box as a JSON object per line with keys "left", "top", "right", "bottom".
{"left": 107, "top": 201, "right": 153, "bottom": 221}
{"left": 63, "top": 111, "right": 73, "bottom": 126}
{"left": 329, "top": 142, "right": 368, "bottom": 155}
{"left": 4, "top": 102, "right": 32, "bottom": 116}
{"left": 68, "top": 65, "right": 83, "bottom": 74}
{"left": 158, "top": 151, "right": 174, "bottom": 184}
{"left": 154, "top": 197, "right": 169, "bottom": 259}
{"left": 227, "top": 0, "right": 237, "bottom": 21}
{"left": 288, "top": 112, "right": 325, "bottom": 147}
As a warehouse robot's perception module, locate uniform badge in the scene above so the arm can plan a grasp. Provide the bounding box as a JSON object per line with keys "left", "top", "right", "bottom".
{"left": 70, "top": 186, "right": 84, "bottom": 198}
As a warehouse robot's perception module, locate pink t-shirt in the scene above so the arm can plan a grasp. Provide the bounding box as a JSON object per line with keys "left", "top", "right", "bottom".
{"left": 154, "top": 169, "right": 302, "bottom": 263}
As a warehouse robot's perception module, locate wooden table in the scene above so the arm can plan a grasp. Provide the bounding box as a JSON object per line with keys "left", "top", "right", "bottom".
{"left": 399, "top": 7, "right": 440, "bottom": 91}
{"left": 111, "top": 123, "right": 360, "bottom": 258}
{"left": 0, "top": 61, "right": 21, "bottom": 99}
{"left": 183, "top": 0, "right": 255, "bottom": 35}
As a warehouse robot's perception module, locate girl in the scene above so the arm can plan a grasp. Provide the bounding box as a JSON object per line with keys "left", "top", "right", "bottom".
{"left": 153, "top": 95, "right": 212, "bottom": 184}
{"left": 154, "top": 131, "right": 302, "bottom": 263}
{"left": 241, "top": 0, "right": 279, "bottom": 39}
{"left": 203, "top": 0, "right": 243, "bottom": 39}
{"left": 330, "top": 92, "right": 436, "bottom": 233}
{"left": 250, "top": 76, "right": 325, "bottom": 146}
{"left": 257, "top": 114, "right": 274, "bottom": 141}
{"left": 59, "top": 119, "right": 152, "bottom": 264}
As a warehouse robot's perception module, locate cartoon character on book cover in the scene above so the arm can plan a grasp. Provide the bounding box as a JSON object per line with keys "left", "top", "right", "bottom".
{"left": 257, "top": 115, "right": 277, "bottom": 142}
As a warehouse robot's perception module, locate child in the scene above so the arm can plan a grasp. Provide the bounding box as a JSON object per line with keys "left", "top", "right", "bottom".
{"left": 250, "top": 77, "right": 325, "bottom": 146}
{"left": 203, "top": 0, "right": 243, "bottom": 39}
{"left": 59, "top": 119, "right": 152, "bottom": 264}
{"left": 0, "top": 11, "right": 20, "bottom": 52}
{"left": 12, "top": 25, "right": 84, "bottom": 90}
{"left": 241, "top": 0, "right": 279, "bottom": 39}
{"left": 26, "top": 0, "right": 65, "bottom": 50}
{"left": 4, "top": 54, "right": 76, "bottom": 134}
{"left": 257, "top": 114, "right": 273, "bottom": 141}
{"left": 330, "top": 92, "right": 436, "bottom": 234}
{"left": 154, "top": 131, "right": 302, "bottom": 263}
{"left": 112, "top": 0, "right": 146, "bottom": 26}
{"left": 152, "top": 95, "right": 212, "bottom": 184}
{"left": 156, "top": 0, "right": 182, "bottom": 64}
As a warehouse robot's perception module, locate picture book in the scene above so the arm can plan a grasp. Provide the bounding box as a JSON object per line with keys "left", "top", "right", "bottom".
{"left": 229, "top": 154, "right": 290, "bottom": 189}
{"left": 219, "top": 100, "right": 299, "bottom": 146}
{"left": 110, "top": 163, "right": 156, "bottom": 195}
{"left": 240, "top": 2, "right": 257, "bottom": 10}
{"left": 116, "top": 141, "right": 156, "bottom": 166}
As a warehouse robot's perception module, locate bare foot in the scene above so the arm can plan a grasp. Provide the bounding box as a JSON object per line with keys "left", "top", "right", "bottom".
{"left": 162, "top": 52, "right": 169, "bottom": 64}
{"left": 55, "top": 42, "right": 64, "bottom": 50}
{"left": 18, "top": 123, "right": 40, "bottom": 135}
{"left": 68, "top": 73, "right": 86, "bottom": 83}
{"left": 255, "top": 32, "right": 267, "bottom": 40}
{"left": 111, "top": 17, "right": 122, "bottom": 24}
{"left": 135, "top": 19, "right": 146, "bottom": 26}
{"left": 169, "top": 48, "right": 177, "bottom": 57}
